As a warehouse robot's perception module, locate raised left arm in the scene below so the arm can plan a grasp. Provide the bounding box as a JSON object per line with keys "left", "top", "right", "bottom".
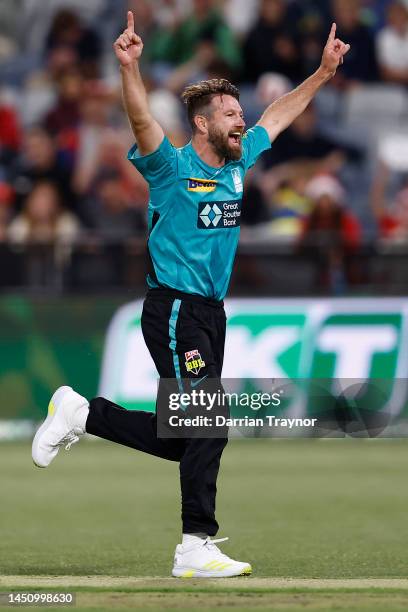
{"left": 257, "top": 23, "right": 350, "bottom": 143}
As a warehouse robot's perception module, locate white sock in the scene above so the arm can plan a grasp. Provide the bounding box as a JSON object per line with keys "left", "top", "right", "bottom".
{"left": 182, "top": 533, "right": 207, "bottom": 546}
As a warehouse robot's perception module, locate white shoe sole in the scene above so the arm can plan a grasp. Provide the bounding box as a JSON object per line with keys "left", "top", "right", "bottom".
{"left": 172, "top": 564, "right": 252, "bottom": 578}
{"left": 32, "top": 386, "right": 72, "bottom": 468}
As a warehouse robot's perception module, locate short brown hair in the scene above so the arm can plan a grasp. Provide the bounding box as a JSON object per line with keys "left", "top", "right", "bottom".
{"left": 181, "top": 79, "right": 240, "bottom": 131}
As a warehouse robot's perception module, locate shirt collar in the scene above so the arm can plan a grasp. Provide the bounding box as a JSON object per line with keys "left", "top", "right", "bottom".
{"left": 186, "top": 140, "right": 233, "bottom": 176}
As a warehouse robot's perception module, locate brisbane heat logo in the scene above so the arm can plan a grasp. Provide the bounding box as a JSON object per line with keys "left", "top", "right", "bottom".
{"left": 185, "top": 350, "right": 206, "bottom": 375}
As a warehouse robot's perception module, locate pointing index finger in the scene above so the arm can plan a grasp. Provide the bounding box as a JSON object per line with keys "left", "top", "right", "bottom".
{"left": 127, "top": 10, "right": 134, "bottom": 32}
{"left": 328, "top": 22, "right": 336, "bottom": 43}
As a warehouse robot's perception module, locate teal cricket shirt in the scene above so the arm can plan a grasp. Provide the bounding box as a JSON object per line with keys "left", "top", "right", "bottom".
{"left": 128, "top": 125, "right": 271, "bottom": 300}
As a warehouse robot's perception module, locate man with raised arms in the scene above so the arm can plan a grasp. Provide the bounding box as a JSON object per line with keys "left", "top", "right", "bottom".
{"left": 32, "top": 11, "right": 349, "bottom": 578}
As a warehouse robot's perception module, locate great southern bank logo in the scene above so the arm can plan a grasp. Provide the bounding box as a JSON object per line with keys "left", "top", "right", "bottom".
{"left": 197, "top": 200, "right": 241, "bottom": 229}
{"left": 199, "top": 203, "right": 222, "bottom": 227}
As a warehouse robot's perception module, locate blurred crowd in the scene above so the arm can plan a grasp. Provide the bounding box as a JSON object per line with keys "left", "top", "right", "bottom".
{"left": 2, "top": 0, "right": 408, "bottom": 292}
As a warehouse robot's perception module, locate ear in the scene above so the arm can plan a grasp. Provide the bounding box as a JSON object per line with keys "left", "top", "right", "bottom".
{"left": 194, "top": 114, "right": 208, "bottom": 135}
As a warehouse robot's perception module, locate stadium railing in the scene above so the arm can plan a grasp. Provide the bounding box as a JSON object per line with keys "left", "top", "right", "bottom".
{"left": 1, "top": 240, "right": 408, "bottom": 296}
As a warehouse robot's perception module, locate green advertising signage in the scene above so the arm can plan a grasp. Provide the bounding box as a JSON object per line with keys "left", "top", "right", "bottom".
{"left": 99, "top": 299, "right": 408, "bottom": 416}
{"left": 1, "top": 296, "right": 408, "bottom": 438}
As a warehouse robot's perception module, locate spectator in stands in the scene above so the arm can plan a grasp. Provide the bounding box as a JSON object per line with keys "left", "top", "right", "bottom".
{"left": 261, "top": 104, "right": 359, "bottom": 175}
{"left": 85, "top": 173, "right": 146, "bottom": 241}
{"left": 123, "top": 0, "right": 155, "bottom": 42}
{"left": 45, "top": 9, "right": 102, "bottom": 79}
{"left": 147, "top": 0, "right": 241, "bottom": 79}
{"left": 300, "top": 175, "right": 361, "bottom": 292}
{"left": 148, "top": 0, "right": 191, "bottom": 29}
{"left": 0, "top": 204, "right": 10, "bottom": 243}
{"left": 270, "top": 166, "right": 313, "bottom": 238}
{"left": 362, "top": 0, "right": 391, "bottom": 32}
{"left": 222, "top": 0, "right": 260, "bottom": 39}
{"left": 251, "top": 164, "right": 313, "bottom": 240}
{"left": 0, "top": 182, "right": 14, "bottom": 242}
{"left": 0, "top": 1, "right": 20, "bottom": 63}
{"left": 11, "top": 126, "right": 74, "bottom": 213}
{"left": 240, "top": 169, "right": 270, "bottom": 227}
{"left": 21, "top": 0, "right": 108, "bottom": 54}
{"left": 288, "top": 0, "right": 332, "bottom": 78}
{"left": 376, "top": 1, "right": 408, "bottom": 85}
{"left": 371, "top": 161, "right": 408, "bottom": 241}
{"left": 7, "top": 180, "right": 80, "bottom": 246}
{"left": 73, "top": 113, "right": 148, "bottom": 215}
{"left": 332, "top": 0, "right": 379, "bottom": 86}
{"left": 382, "top": 185, "right": 408, "bottom": 240}
{"left": 128, "top": 0, "right": 190, "bottom": 36}
{"left": 242, "top": 0, "right": 302, "bottom": 83}
{"left": 71, "top": 82, "right": 124, "bottom": 197}
{"left": 302, "top": 176, "right": 361, "bottom": 246}
{"left": 44, "top": 67, "right": 83, "bottom": 136}
{"left": 164, "top": 43, "right": 236, "bottom": 93}
{"left": 148, "top": 88, "right": 188, "bottom": 145}
{"left": 0, "top": 98, "right": 21, "bottom": 167}
{"left": 242, "top": 98, "right": 360, "bottom": 242}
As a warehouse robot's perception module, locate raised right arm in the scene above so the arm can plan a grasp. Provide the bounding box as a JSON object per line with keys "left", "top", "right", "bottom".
{"left": 114, "top": 11, "right": 164, "bottom": 156}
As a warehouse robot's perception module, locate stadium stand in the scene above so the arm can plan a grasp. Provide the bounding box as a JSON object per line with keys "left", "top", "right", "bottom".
{"left": 1, "top": 0, "right": 408, "bottom": 295}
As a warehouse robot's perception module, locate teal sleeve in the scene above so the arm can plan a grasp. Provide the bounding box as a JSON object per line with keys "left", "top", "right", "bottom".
{"left": 127, "top": 136, "right": 178, "bottom": 187}
{"left": 242, "top": 125, "right": 272, "bottom": 172}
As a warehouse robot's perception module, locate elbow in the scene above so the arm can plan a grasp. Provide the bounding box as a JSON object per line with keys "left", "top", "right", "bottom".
{"left": 130, "top": 115, "right": 151, "bottom": 131}
{"left": 129, "top": 114, "right": 154, "bottom": 137}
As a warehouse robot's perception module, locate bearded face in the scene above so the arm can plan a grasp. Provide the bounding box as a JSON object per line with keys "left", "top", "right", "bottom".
{"left": 207, "top": 123, "right": 243, "bottom": 162}
{"left": 192, "top": 93, "right": 245, "bottom": 163}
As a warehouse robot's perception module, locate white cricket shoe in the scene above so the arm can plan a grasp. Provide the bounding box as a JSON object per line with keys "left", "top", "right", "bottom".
{"left": 32, "top": 386, "right": 89, "bottom": 468}
{"left": 172, "top": 537, "right": 252, "bottom": 578}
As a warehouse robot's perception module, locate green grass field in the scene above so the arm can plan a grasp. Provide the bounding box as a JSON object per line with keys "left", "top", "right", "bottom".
{"left": 1, "top": 438, "right": 408, "bottom": 610}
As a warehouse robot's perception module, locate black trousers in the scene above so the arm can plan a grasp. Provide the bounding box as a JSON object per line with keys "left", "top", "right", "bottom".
{"left": 86, "top": 288, "right": 228, "bottom": 536}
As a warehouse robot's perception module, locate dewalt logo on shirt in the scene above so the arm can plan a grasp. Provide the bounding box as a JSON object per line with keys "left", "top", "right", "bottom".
{"left": 188, "top": 178, "right": 217, "bottom": 192}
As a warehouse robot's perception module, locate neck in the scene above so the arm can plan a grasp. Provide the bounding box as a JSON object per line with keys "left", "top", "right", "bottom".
{"left": 191, "top": 135, "right": 225, "bottom": 168}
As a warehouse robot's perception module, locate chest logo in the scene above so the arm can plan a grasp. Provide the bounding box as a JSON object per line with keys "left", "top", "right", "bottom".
{"left": 198, "top": 200, "right": 242, "bottom": 229}
{"left": 188, "top": 178, "right": 217, "bottom": 192}
{"left": 231, "top": 168, "right": 243, "bottom": 194}
{"left": 199, "top": 203, "right": 223, "bottom": 227}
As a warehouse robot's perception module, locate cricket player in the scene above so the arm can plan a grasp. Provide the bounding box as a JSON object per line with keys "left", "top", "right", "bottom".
{"left": 32, "top": 11, "right": 349, "bottom": 578}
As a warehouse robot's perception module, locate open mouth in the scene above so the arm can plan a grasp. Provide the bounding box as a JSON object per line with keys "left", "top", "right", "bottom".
{"left": 229, "top": 131, "right": 242, "bottom": 145}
